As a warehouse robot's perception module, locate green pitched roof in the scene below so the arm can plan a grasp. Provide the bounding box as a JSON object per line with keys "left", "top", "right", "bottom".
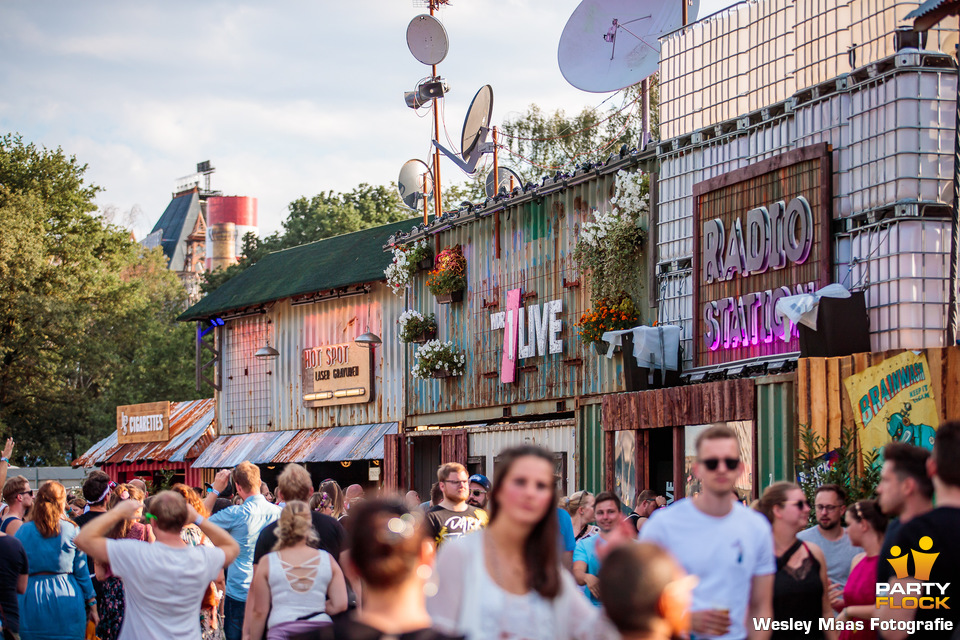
{"left": 179, "top": 218, "right": 417, "bottom": 321}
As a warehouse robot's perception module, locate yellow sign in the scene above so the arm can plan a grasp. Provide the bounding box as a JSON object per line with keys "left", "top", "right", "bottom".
{"left": 117, "top": 401, "right": 170, "bottom": 444}
{"left": 843, "top": 351, "right": 938, "bottom": 456}
{"left": 301, "top": 342, "right": 372, "bottom": 408}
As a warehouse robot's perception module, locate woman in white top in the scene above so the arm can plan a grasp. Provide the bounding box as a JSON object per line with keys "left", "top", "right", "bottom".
{"left": 245, "top": 500, "right": 348, "bottom": 640}
{"left": 428, "top": 445, "right": 610, "bottom": 640}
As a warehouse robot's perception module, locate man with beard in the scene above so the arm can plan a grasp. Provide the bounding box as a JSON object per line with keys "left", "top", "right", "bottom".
{"left": 0, "top": 476, "right": 33, "bottom": 536}
{"left": 874, "top": 442, "right": 933, "bottom": 585}
{"left": 426, "top": 463, "right": 487, "bottom": 547}
{"left": 572, "top": 491, "right": 623, "bottom": 607}
{"left": 797, "top": 483, "right": 862, "bottom": 607}
{"left": 466, "top": 474, "right": 490, "bottom": 510}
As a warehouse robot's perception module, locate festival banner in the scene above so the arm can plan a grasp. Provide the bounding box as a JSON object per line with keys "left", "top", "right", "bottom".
{"left": 843, "top": 351, "right": 939, "bottom": 456}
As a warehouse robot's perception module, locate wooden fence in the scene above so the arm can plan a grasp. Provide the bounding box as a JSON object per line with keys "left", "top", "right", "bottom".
{"left": 796, "top": 347, "right": 960, "bottom": 451}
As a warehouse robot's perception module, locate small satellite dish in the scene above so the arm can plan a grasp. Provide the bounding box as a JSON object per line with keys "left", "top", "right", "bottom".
{"left": 433, "top": 85, "right": 495, "bottom": 176}
{"left": 397, "top": 159, "right": 434, "bottom": 211}
{"left": 558, "top": 0, "right": 699, "bottom": 92}
{"left": 406, "top": 15, "right": 449, "bottom": 66}
{"left": 485, "top": 167, "right": 524, "bottom": 197}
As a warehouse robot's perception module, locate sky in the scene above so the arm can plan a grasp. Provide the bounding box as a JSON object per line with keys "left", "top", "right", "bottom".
{"left": 0, "top": 0, "right": 734, "bottom": 239}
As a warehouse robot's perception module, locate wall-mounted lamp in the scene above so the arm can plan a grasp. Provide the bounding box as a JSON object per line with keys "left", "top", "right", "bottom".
{"left": 354, "top": 332, "right": 382, "bottom": 347}
{"left": 254, "top": 341, "right": 280, "bottom": 358}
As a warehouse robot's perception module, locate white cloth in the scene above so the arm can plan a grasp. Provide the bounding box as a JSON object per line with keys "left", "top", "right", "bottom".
{"left": 427, "top": 530, "right": 611, "bottom": 640}
{"left": 639, "top": 499, "right": 775, "bottom": 640}
{"left": 600, "top": 325, "right": 681, "bottom": 372}
{"left": 107, "top": 539, "right": 225, "bottom": 640}
{"left": 775, "top": 283, "right": 851, "bottom": 330}
{"left": 265, "top": 549, "right": 333, "bottom": 628}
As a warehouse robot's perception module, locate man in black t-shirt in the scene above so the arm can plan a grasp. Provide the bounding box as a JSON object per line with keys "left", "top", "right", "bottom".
{"left": 883, "top": 422, "right": 960, "bottom": 640}
{"left": 874, "top": 443, "right": 933, "bottom": 585}
{"left": 426, "top": 463, "right": 487, "bottom": 547}
{"left": 0, "top": 531, "right": 27, "bottom": 638}
{"left": 72, "top": 470, "right": 113, "bottom": 618}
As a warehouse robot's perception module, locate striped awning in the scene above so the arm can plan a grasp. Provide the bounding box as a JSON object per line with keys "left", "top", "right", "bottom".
{"left": 192, "top": 423, "right": 398, "bottom": 468}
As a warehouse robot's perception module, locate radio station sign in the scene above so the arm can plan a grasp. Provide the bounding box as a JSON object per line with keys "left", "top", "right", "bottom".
{"left": 117, "top": 401, "right": 170, "bottom": 444}
{"left": 301, "top": 342, "right": 373, "bottom": 408}
{"left": 693, "top": 144, "right": 831, "bottom": 368}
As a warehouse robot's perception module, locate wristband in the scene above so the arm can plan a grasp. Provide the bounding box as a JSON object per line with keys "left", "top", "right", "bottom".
{"left": 194, "top": 516, "right": 204, "bottom": 527}
{"left": 0, "top": 457, "right": 7, "bottom": 464}
{"left": 212, "top": 488, "right": 221, "bottom": 497}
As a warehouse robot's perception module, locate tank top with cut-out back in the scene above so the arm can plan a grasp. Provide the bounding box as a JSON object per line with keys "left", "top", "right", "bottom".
{"left": 265, "top": 548, "right": 333, "bottom": 629}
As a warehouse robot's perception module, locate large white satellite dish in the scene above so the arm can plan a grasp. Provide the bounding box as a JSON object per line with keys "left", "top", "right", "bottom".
{"left": 397, "top": 159, "right": 434, "bottom": 211}
{"left": 433, "top": 85, "right": 495, "bottom": 176}
{"left": 407, "top": 14, "right": 449, "bottom": 66}
{"left": 558, "top": 0, "right": 699, "bottom": 93}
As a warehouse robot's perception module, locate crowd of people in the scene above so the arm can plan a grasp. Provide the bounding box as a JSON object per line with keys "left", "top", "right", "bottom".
{"left": 0, "top": 421, "right": 957, "bottom": 640}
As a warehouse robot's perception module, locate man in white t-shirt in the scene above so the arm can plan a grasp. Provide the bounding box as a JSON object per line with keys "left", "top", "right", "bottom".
{"left": 640, "top": 425, "right": 774, "bottom": 640}
{"left": 76, "top": 490, "right": 240, "bottom": 640}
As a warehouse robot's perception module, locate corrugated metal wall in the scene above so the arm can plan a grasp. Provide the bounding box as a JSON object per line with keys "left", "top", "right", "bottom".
{"left": 403, "top": 166, "right": 649, "bottom": 419}
{"left": 218, "top": 282, "right": 406, "bottom": 435}
{"left": 659, "top": 0, "right": 958, "bottom": 140}
{"left": 755, "top": 374, "right": 798, "bottom": 493}
{"left": 577, "top": 403, "right": 605, "bottom": 494}
{"left": 468, "top": 422, "right": 577, "bottom": 495}
{"left": 657, "top": 65, "right": 957, "bottom": 369}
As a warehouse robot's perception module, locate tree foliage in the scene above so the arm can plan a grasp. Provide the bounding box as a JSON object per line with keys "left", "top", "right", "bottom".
{"left": 0, "top": 134, "right": 200, "bottom": 465}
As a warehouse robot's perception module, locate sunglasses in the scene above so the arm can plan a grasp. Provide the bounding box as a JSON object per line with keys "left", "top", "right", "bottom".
{"left": 701, "top": 458, "right": 740, "bottom": 471}
{"left": 784, "top": 499, "right": 810, "bottom": 510}
{"left": 470, "top": 489, "right": 486, "bottom": 497}
{"left": 19, "top": 490, "right": 34, "bottom": 497}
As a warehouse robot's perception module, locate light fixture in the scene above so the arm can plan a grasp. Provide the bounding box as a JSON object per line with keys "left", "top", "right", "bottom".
{"left": 254, "top": 342, "right": 280, "bottom": 359}
{"left": 355, "top": 332, "right": 382, "bottom": 346}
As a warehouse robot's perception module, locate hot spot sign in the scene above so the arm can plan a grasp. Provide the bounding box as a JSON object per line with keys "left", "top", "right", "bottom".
{"left": 693, "top": 143, "right": 832, "bottom": 368}
{"left": 302, "top": 342, "right": 373, "bottom": 407}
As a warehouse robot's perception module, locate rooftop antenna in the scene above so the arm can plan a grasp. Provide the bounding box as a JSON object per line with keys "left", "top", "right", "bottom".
{"left": 558, "top": 0, "right": 699, "bottom": 148}
{"left": 406, "top": 11, "right": 450, "bottom": 224}
{"left": 432, "top": 84, "right": 495, "bottom": 176}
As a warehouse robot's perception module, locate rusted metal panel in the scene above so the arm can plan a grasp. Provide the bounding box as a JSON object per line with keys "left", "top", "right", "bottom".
{"left": 383, "top": 433, "right": 402, "bottom": 491}
{"left": 602, "top": 379, "right": 756, "bottom": 430}
{"left": 217, "top": 283, "right": 406, "bottom": 436}
{"left": 74, "top": 399, "right": 216, "bottom": 468}
{"left": 398, "top": 161, "right": 652, "bottom": 421}
{"left": 193, "top": 430, "right": 298, "bottom": 467}
{"left": 440, "top": 432, "right": 468, "bottom": 468}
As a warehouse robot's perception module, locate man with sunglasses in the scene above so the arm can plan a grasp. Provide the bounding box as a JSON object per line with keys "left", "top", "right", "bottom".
{"left": 796, "top": 483, "right": 861, "bottom": 608}
{"left": 466, "top": 474, "right": 490, "bottom": 510}
{"left": 0, "top": 476, "right": 32, "bottom": 536}
{"left": 426, "top": 462, "right": 488, "bottom": 547}
{"left": 641, "top": 425, "right": 774, "bottom": 640}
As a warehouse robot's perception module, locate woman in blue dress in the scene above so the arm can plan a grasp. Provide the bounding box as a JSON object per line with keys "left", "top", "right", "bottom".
{"left": 15, "top": 481, "right": 98, "bottom": 639}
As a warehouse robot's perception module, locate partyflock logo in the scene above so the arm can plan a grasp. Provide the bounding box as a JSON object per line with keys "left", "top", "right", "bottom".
{"left": 875, "top": 536, "right": 949, "bottom": 609}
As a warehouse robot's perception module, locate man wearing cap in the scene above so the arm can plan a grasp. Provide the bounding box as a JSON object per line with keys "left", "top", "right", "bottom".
{"left": 466, "top": 474, "right": 490, "bottom": 510}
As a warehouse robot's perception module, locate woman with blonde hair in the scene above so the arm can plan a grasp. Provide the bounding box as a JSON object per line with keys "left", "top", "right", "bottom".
{"left": 172, "top": 483, "right": 225, "bottom": 640}
{"left": 758, "top": 482, "right": 837, "bottom": 640}
{"left": 15, "top": 480, "right": 98, "bottom": 638}
{"left": 95, "top": 483, "right": 154, "bottom": 640}
{"left": 319, "top": 480, "right": 346, "bottom": 520}
{"left": 561, "top": 491, "right": 598, "bottom": 541}
{"left": 246, "top": 501, "right": 348, "bottom": 639}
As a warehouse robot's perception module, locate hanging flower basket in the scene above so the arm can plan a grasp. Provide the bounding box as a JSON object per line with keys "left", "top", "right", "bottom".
{"left": 435, "top": 290, "right": 464, "bottom": 305}
{"left": 413, "top": 328, "right": 438, "bottom": 343}
{"left": 418, "top": 256, "right": 434, "bottom": 272}
{"left": 428, "top": 246, "right": 467, "bottom": 303}
{"left": 412, "top": 340, "right": 466, "bottom": 379}
{"left": 398, "top": 311, "right": 438, "bottom": 344}
{"left": 385, "top": 239, "right": 432, "bottom": 295}
{"left": 579, "top": 296, "right": 640, "bottom": 354}
{"left": 430, "top": 369, "right": 455, "bottom": 379}
{"left": 593, "top": 342, "right": 622, "bottom": 356}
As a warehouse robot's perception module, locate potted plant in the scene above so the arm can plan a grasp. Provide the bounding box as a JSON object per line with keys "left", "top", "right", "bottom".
{"left": 578, "top": 295, "right": 641, "bottom": 355}
{"left": 398, "top": 310, "right": 438, "bottom": 344}
{"left": 412, "top": 339, "right": 466, "bottom": 379}
{"left": 385, "top": 245, "right": 415, "bottom": 295}
{"left": 408, "top": 239, "right": 434, "bottom": 272}
{"left": 427, "top": 246, "right": 467, "bottom": 304}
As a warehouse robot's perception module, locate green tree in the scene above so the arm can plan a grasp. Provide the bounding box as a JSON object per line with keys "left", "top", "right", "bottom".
{"left": 0, "top": 134, "right": 199, "bottom": 464}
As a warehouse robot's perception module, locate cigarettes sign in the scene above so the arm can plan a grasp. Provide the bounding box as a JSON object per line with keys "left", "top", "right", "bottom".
{"left": 693, "top": 143, "right": 832, "bottom": 368}
{"left": 117, "top": 401, "right": 170, "bottom": 444}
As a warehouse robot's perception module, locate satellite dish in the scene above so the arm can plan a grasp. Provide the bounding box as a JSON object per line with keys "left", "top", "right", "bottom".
{"left": 397, "top": 159, "right": 434, "bottom": 211}
{"left": 433, "top": 85, "right": 495, "bottom": 176}
{"left": 406, "top": 15, "right": 449, "bottom": 66}
{"left": 558, "top": 0, "right": 699, "bottom": 92}
{"left": 485, "top": 167, "right": 524, "bottom": 197}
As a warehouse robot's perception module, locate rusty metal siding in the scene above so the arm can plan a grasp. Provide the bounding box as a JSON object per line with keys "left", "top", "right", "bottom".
{"left": 403, "top": 165, "right": 650, "bottom": 420}
{"left": 755, "top": 374, "right": 798, "bottom": 493}
{"left": 217, "top": 282, "right": 406, "bottom": 435}
{"left": 467, "top": 421, "right": 576, "bottom": 495}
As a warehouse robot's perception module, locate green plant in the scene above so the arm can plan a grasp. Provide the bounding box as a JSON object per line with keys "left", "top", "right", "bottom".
{"left": 427, "top": 246, "right": 467, "bottom": 296}
{"left": 412, "top": 340, "right": 466, "bottom": 378}
{"left": 149, "top": 469, "right": 178, "bottom": 494}
{"left": 408, "top": 240, "right": 433, "bottom": 265}
{"left": 398, "top": 310, "right": 438, "bottom": 343}
{"left": 796, "top": 423, "right": 881, "bottom": 525}
{"left": 577, "top": 295, "right": 641, "bottom": 346}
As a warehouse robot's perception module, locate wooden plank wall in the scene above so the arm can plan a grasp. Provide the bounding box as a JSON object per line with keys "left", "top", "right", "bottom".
{"left": 602, "top": 379, "right": 756, "bottom": 430}
{"left": 797, "top": 347, "right": 960, "bottom": 450}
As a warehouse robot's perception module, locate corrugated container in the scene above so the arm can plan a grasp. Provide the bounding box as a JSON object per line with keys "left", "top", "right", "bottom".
{"left": 835, "top": 218, "right": 951, "bottom": 352}
{"left": 217, "top": 282, "right": 406, "bottom": 435}
{"left": 755, "top": 374, "right": 797, "bottom": 492}
{"left": 577, "top": 403, "right": 605, "bottom": 494}
{"left": 659, "top": 0, "right": 958, "bottom": 141}
{"left": 467, "top": 421, "right": 576, "bottom": 495}
{"left": 402, "top": 165, "right": 650, "bottom": 422}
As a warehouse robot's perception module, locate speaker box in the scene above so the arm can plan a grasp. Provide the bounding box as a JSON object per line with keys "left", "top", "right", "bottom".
{"left": 798, "top": 291, "right": 871, "bottom": 358}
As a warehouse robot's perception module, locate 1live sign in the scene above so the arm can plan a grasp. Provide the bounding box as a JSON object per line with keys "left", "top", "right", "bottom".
{"left": 693, "top": 143, "right": 832, "bottom": 367}
{"left": 490, "top": 289, "right": 563, "bottom": 384}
